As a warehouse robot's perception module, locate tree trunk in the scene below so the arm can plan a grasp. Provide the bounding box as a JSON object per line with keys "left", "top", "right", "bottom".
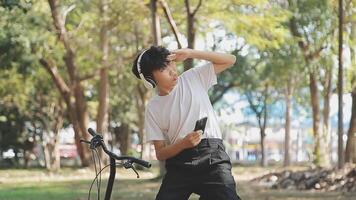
{"left": 114, "top": 124, "right": 130, "bottom": 155}
{"left": 42, "top": 92, "right": 66, "bottom": 171}
{"left": 345, "top": 20, "right": 356, "bottom": 163}
{"left": 150, "top": 0, "right": 165, "bottom": 176}
{"left": 345, "top": 87, "right": 356, "bottom": 163}
{"left": 322, "top": 64, "right": 332, "bottom": 167}
{"left": 52, "top": 134, "right": 61, "bottom": 170}
{"left": 309, "top": 71, "right": 322, "bottom": 166}
{"left": 49, "top": 99, "right": 64, "bottom": 171}
{"left": 69, "top": 104, "right": 91, "bottom": 166}
{"left": 72, "top": 81, "right": 91, "bottom": 167}
{"left": 258, "top": 84, "right": 269, "bottom": 167}
{"left": 184, "top": 0, "right": 202, "bottom": 71}
{"left": 260, "top": 128, "right": 267, "bottom": 167}
{"left": 284, "top": 79, "right": 292, "bottom": 166}
{"left": 136, "top": 85, "right": 148, "bottom": 159}
{"left": 261, "top": 86, "right": 268, "bottom": 167}
{"left": 150, "top": 0, "right": 161, "bottom": 46}
{"left": 51, "top": 105, "right": 63, "bottom": 171}
{"left": 43, "top": 142, "right": 51, "bottom": 170}
{"left": 184, "top": 11, "right": 195, "bottom": 70}
{"left": 246, "top": 87, "right": 268, "bottom": 167}
{"left": 337, "top": 0, "right": 344, "bottom": 169}
{"left": 259, "top": 113, "right": 267, "bottom": 167}
{"left": 97, "top": 0, "right": 110, "bottom": 165}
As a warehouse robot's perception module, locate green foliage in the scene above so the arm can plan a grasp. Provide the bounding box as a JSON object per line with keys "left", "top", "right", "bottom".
{"left": 0, "top": 1, "right": 64, "bottom": 153}
{"left": 0, "top": 104, "right": 27, "bottom": 151}
{"left": 203, "top": 0, "right": 291, "bottom": 50}
{"left": 0, "top": 0, "right": 31, "bottom": 12}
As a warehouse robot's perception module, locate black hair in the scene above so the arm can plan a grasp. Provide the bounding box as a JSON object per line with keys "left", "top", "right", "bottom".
{"left": 131, "top": 45, "right": 171, "bottom": 80}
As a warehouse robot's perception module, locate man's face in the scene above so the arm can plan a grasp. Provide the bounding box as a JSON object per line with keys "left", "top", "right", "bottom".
{"left": 152, "top": 61, "right": 178, "bottom": 90}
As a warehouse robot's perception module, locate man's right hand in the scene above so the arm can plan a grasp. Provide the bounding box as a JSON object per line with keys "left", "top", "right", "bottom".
{"left": 182, "top": 130, "right": 203, "bottom": 149}
{"left": 153, "top": 130, "right": 202, "bottom": 161}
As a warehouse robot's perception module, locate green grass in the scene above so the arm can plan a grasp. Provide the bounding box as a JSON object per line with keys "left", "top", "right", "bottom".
{"left": 0, "top": 166, "right": 355, "bottom": 200}
{"left": 0, "top": 167, "right": 159, "bottom": 200}
{"left": 0, "top": 180, "right": 88, "bottom": 200}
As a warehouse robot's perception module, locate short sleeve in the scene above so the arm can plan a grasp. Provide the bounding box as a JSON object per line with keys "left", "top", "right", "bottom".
{"left": 144, "top": 107, "right": 165, "bottom": 142}
{"left": 192, "top": 62, "right": 217, "bottom": 91}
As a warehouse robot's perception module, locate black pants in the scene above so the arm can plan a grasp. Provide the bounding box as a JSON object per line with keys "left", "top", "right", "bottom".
{"left": 156, "top": 138, "right": 241, "bottom": 200}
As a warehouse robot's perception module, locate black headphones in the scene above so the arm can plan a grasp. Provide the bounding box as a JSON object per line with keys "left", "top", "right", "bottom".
{"left": 137, "top": 49, "right": 156, "bottom": 89}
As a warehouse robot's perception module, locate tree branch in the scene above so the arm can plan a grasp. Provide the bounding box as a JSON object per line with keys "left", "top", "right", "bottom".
{"left": 211, "top": 83, "right": 236, "bottom": 105}
{"left": 184, "top": 0, "right": 191, "bottom": 15}
{"left": 191, "top": 0, "right": 202, "bottom": 17}
{"left": 63, "top": 4, "right": 76, "bottom": 25}
{"left": 39, "top": 58, "right": 71, "bottom": 100}
{"left": 48, "top": 0, "right": 78, "bottom": 82}
{"left": 289, "top": 16, "right": 308, "bottom": 51}
{"left": 158, "top": 0, "right": 183, "bottom": 48}
{"left": 306, "top": 45, "right": 327, "bottom": 60}
{"left": 48, "top": 0, "right": 70, "bottom": 50}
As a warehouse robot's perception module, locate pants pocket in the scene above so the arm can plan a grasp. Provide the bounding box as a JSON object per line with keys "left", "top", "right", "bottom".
{"left": 210, "top": 145, "right": 231, "bottom": 167}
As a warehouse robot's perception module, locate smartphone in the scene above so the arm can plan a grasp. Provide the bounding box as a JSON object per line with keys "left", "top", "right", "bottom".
{"left": 194, "top": 117, "right": 208, "bottom": 134}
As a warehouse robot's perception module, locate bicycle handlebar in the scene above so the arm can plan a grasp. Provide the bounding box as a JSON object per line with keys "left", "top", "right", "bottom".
{"left": 87, "top": 128, "right": 151, "bottom": 168}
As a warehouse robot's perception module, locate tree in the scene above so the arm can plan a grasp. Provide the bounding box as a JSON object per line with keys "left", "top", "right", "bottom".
{"left": 345, "top": 0, "right": 356, "bottom": 163}
{"left": 287, "top": 0, "right": 337, "bottom": 167}
{"left": 337, "top": 0, "right": 345, "bottom": 168}
{"left": 246, "top": 84, "right": 271, "bottom": 167}
{"left": 40, "top": 0, "right": 148, "bottom": 166}
{"left": 265, "top": 43, "right": 306, "bottom": 166}
{"left": 346, "top": 86, "right": 356, "bottom": 163}
{"left": 225, "top": 48, "right": 278, "bottom": 167}
{"left": 38, "top": 0, "right": 94, "bottom": 166}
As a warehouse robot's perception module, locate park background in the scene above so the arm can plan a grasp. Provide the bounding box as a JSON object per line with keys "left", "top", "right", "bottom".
{"left": 0, "top": 0, "right": 355, "bottom": 199}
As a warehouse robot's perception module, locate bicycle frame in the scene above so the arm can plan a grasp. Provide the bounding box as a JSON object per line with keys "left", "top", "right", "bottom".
{"left": 104, "top": 157, "right": 116, "bottom": 200}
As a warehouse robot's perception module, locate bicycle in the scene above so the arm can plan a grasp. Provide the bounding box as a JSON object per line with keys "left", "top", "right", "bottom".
{"left": 80, "top": 128, "right": 151, "bottom": 200}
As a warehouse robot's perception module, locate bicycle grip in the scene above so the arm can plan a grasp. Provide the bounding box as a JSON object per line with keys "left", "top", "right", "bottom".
{"left": 134, "top": 159, "right": 151, "bottom": 168}
{"left": 88, "top": 128, "right": 97, "bottom": 137}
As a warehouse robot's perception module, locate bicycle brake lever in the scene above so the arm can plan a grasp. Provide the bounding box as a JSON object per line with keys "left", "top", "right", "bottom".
{"left": 80, "top": 139, "right": 90, "bottom": 144}
{"left": 123, "top": 160, "right": 140, "bottom": 178}
{"left": 131, "top": 166, "right": 140, "bottom": 179}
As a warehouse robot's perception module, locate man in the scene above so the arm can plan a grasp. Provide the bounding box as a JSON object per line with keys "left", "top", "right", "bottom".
{"left": 132, "top": 45, "right": 241, "bottom": 200}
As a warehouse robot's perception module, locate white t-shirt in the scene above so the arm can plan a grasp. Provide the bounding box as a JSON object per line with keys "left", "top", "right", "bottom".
{"left": 144, "top": 62, "right": 222, "bottom": 144}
